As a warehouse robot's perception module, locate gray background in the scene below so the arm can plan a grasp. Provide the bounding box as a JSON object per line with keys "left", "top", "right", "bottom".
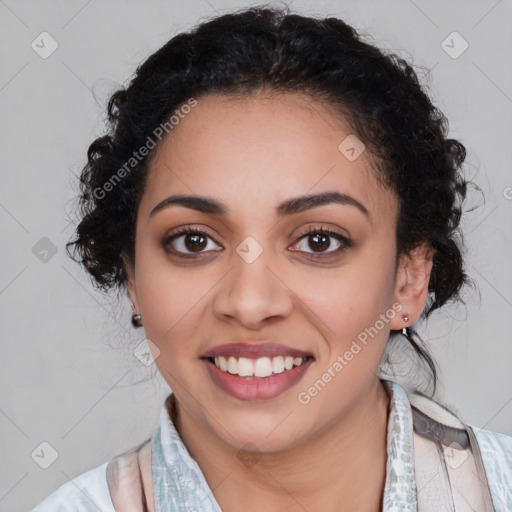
{"left": 1, "top": 0, "right": 511, "bottom": 510}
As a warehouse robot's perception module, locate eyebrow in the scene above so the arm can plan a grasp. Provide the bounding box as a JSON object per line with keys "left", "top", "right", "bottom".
{"left": 149, "top": 191, "right": 370, "bottom": 220}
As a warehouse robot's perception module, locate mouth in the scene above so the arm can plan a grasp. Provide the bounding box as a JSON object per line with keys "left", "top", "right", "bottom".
{"left": 203, "top": 355, "right": 314, "bottom": 378}
{"left": 201, "top": 353, "right": 315, "bottom": 401}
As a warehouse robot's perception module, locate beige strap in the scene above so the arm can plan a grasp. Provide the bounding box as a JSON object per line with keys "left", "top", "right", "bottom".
{"left": 414, "top": 429, "right": 493, "bottom": 511}
{"left": 411, "top": 398, "right": 495, "bottom": 512}
{"left": 414, "top": 429, "right": 454, "bottom": 511}
{"left": 105, "top": 439, "right": 155, "bottom": 512}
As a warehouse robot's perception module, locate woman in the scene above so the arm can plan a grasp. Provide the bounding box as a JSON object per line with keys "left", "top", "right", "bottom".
{"left": 32, "top": 5, "right": 512, "bottom": 511}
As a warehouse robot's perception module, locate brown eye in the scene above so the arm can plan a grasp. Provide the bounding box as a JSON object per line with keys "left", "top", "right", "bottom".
{"left": 292, "top": 226, "right": 352, "bottom": 257}
{"left": 162, "top": 227, "right": 221, "bottom": 256}
{"left": 183, "top": 232, "right": 207, "bottom": 251}
{"left": 307, "top": 232, "right": 331, "bottom": 252}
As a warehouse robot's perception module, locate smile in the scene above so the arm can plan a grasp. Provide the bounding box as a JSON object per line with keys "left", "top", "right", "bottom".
{"left": 203, "top": 356, "right": 314, "bottom": 400}
{"left": 210, "top": 355, "right": 311, "bottom": 378}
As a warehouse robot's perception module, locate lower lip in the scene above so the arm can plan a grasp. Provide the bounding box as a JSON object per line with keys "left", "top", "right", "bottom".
{"left": 203, "top": 358, "right": 313, "bottom": 401}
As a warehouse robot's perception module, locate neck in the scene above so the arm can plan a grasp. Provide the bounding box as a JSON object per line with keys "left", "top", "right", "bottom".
{"left": 173, "top": 378, "right": 391, "bottom": 512}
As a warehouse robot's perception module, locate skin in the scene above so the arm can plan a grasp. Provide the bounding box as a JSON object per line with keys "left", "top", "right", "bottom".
{"left": 124, "top": 91, "right": 436, "bottom": 512}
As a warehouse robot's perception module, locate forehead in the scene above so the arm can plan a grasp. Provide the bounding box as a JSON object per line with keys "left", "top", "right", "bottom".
{"left": 139, "top": 92, "right": 397, "bottom": 225}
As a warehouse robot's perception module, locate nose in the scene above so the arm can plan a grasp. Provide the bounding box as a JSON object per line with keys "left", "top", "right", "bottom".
{"left": 212, "top": 249, "right": 293, "bottom": 329}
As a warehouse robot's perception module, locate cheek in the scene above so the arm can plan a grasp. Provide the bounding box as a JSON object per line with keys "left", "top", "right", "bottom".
{"left": 300, "top": 259, "right": 392, "bottom": 335}
{"left": 296, "top": 248, "right": 396, "bottom": 375}
{"left": 134, "top": 254, "right": 214, "bottom": 355}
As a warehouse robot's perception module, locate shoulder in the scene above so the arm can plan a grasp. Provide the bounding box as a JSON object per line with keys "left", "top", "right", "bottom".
{"left": 470, "top": 425, "right": 512, "bottom": 511}
{"left": 31, "top": 461, "right": 115, "bottom": 512}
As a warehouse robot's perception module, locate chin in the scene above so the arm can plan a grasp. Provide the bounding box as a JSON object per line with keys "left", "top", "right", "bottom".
{"left": 209, "top": 406, "right": 309, "bottom": 452}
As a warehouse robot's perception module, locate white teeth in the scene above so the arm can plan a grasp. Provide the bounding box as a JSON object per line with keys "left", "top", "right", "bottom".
{"left": 211, "top": 355, "right": 309, "bottom": 377}
{"left": 227, "top": 356, "right": 238, "bottom": 374}
{"left": 272, "top": 356, "right": 285, "bottom": 374}
{"left": 218, "top": 356, "right": 229, "bottom": 371}
{"left": 254, "top": 357, "right": 273, "bottom": 378}
{"left": 237, "top": 357, "right": 254, "bottom": 377}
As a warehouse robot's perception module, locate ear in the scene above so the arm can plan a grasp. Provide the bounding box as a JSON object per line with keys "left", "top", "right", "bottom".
{"left": 389, "top": 241, "right": 436, "bottom": 331}
{"left": 121, "top": 252, "right": 139, "bottom": 312}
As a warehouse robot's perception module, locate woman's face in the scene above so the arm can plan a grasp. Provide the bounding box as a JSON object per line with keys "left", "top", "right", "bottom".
{"left": 126, "top": 92, "right": 416, "bottom": 452}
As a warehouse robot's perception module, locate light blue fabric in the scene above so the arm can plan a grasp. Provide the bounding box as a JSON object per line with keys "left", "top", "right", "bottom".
{"left": 471, "top": 425, "right": 512, "bottom": 511}
{"left": 151, "top": 402, "right": 222, "bottom": 511}
{"left": 32, "top": 379, "right": 512, "bottom": 511}
{"left": 381, "top": 381, "right": 417, "bottom": 512}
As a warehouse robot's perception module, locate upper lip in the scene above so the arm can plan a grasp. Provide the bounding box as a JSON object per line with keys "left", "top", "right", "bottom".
{"left": 201, "top": 342, "right": 314, "bottom": 359}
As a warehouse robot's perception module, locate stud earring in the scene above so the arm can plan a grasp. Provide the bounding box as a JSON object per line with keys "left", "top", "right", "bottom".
{"left": 402, "top": 315, "right": 409, "bottom": 335}
{"left": 131, "top": 314, "right": 143, "bottom": 328}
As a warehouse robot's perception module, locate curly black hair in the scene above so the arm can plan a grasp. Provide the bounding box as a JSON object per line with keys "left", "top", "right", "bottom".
{"left": 66, "top": 5, "right": 477, "bottom": 395}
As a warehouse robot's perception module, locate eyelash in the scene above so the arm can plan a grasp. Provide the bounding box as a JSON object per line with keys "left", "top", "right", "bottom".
{"left": 161, "top": 225, "right": 352, "bottom": 260}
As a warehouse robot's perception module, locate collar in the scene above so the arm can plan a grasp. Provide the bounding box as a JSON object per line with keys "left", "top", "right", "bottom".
{"left": 151, "top": 379, "right": 417, "bottom": 512}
